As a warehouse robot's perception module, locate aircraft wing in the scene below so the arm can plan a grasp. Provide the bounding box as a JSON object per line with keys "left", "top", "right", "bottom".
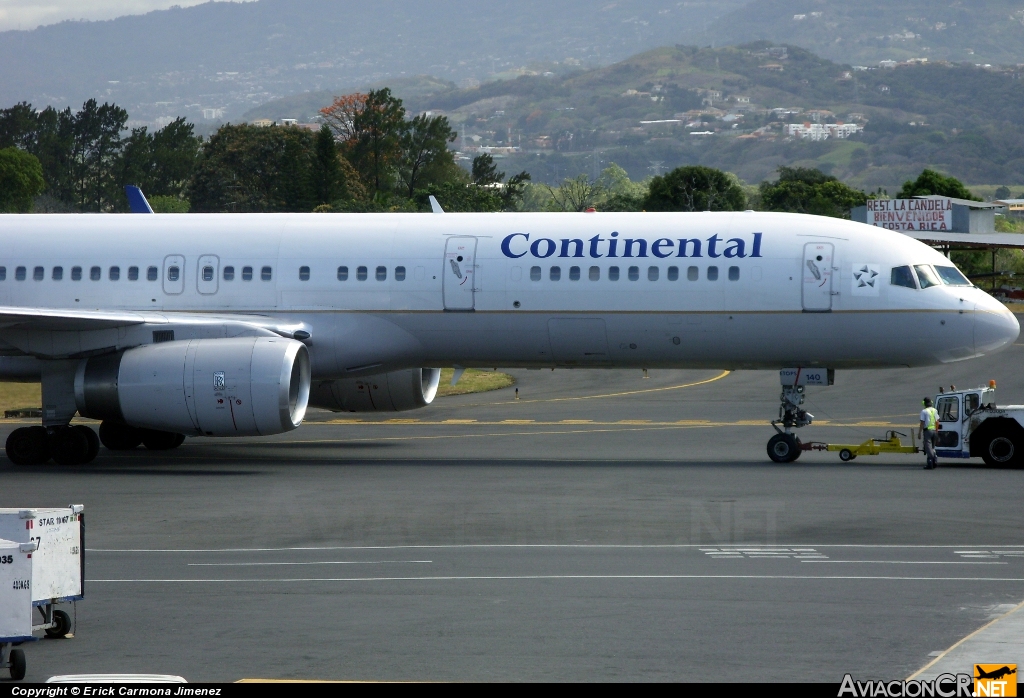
{"left": 0, "top": 306, "right": 311, "bottom": 345}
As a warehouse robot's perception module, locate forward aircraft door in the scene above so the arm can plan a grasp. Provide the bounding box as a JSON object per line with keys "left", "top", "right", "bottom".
{"left": 443, "top": 236, "right": 477, "bottom": 311}
{"left": 802, "top": 243, "right": 834, "bottom": 312}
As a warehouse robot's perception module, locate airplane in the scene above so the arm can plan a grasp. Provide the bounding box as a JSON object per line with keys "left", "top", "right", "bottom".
{"left": 975, "top": 666, "right": 1017, "bottom": 681}
{"left": 0, "top": 198, "right": 1018, "bottom": 466}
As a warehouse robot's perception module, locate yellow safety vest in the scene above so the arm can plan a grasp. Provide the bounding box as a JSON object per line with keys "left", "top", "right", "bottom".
{"left": 923, "top": 407, "right": 938, "bottom": 430}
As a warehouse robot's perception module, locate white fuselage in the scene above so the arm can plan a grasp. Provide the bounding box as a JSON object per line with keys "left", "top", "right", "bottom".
{"left": 0, "top": 211, "right": 1017, "bottom": 378}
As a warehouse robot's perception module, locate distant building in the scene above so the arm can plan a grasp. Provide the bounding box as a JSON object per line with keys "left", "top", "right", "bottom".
{"left": 852, "top": 197, "right": 1006, "bottom": 233}
{"left": 995, "top": 199, "right": 1024, "bottom": 217}
{"left": 250, "top": 119, "right": 274, "bottom": 127}
{"left": 785, "top": 122, "right": 862, "bottom": 140}
{"left": 202, "top": 108, "right": 224, "bottom": 120}
{"left": 760, "top": 64, "right": 785, "bottom": 72}
{"left": 879, "top": 60, "right": 898, "bottom": 69}
{"left": 279, "top": 119, "right": 298, "bottom": 126}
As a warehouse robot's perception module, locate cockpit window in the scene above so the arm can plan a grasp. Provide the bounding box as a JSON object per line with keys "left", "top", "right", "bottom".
{"left": 914, "top": 264, "right": 941, "bottom": 289}
{"left": 934, "top": 266, "right": 972, "bottom": 286}
{"left": 890, "top": 266, "right": 917, "bottom": 289}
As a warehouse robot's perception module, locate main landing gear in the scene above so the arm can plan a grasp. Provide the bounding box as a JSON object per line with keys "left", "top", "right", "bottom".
{"left": 767, "top": 385, "right": 815, "bottom": 463}
{"left": 5, "top": 421, "right": 184, "bottom": 465}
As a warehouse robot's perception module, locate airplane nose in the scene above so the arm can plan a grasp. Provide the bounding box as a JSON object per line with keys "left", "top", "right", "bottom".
{"left": 974, "top": 296, "right": 1020, "bottom": 356}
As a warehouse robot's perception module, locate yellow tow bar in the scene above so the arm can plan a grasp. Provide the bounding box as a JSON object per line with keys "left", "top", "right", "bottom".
{"left": 803, "top": 431, "right": 920, "bottom": 461}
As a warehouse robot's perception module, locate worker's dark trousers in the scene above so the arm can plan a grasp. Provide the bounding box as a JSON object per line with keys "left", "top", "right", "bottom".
{"left": 923, "top": 430, "right": 937, "bottom": 467}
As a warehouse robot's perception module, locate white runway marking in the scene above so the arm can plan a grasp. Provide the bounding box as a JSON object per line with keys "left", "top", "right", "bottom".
{"left": 86, "top": 544, "right": 1024, "bottom": 553}
{"left": 799, "top": 560, "right": 1008, "bottom": 565}
{"left": 90, "top": 574, "right": 1024, "bottom": 583}
{"left": 187, "top": 560, "right": 432, "bottom": 567}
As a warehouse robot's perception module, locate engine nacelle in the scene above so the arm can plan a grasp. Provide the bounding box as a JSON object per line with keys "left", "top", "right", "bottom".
{"left": 309, "top": 368, "right": 440, "bottom": 412}
{"left": 75, "top": 337, "right": 310, "bottom": 436}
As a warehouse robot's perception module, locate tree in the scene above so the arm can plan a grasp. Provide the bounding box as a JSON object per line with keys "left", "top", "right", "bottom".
{"left": 311, "top": 124, "right": 342, "bottom": 206}
{"left": 547, "top": 174, "right": 603, "bottom": 212}
{"left": 0, "top": 147, "right": 45, "bottom": 212}
{"left": 471, "top": 154, "right": 503, "bottom": 185}
{"left": 347, "top": 88, "right": 407, "bottom": 193}
{"left": 319, "top": 93, "right": 367, "bottom": 144}
{"left": 398, "top": 113, "right": 457, "bottom": 198}
{"left": 189, "top": 124, "right": 317, "bottom": 213}
{"left": 644, "top": 165, "right": 746, "bottom": 212}
{"left": 758, "top": 166, "right": 866, "bottom": 218}
{"left": 994, "top": 186, "right": 1011, "bottom": 200}
{"left": 597, "top": 163, "right": 647, "bottom": 212}
{"left": 896, "top": 169, "right": 979, "bottom": 201}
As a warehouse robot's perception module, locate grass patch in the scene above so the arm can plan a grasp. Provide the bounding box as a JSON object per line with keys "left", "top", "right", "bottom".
{"left": 0, "top": 383, "right": 41, "bottom": 415}
{"left": 436, "top": 369, "right": 515, "bottom": 397}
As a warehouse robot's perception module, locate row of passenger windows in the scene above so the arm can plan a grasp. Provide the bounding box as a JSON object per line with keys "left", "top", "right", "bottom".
{"left": 0, "top": 265, "right": 276, "bottom": 282}
{"left": 526, "top": 265, "right": 741, "bottom": 282}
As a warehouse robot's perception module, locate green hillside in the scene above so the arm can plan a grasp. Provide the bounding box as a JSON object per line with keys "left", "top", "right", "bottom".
{"left": 248, "top": 42, "right": 1024, "bottom": 190}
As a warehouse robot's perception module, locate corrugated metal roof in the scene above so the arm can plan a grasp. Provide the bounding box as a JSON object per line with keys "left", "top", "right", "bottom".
{"left": 899, "top": 230, "right": 1024, "bottom": 249}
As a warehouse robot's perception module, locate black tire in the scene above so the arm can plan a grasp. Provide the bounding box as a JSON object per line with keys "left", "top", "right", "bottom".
{"left": 981, "top": 430, "right": 1020, "bottom": 468}
{"left": 99, "top": 421, "right": 143, "bottom": 450}
{"left": 141, "top": 430, "right": 185, "bottom": 451}
{"left": 50, "top": 427, "right": 90, "bottom": 465}
{"left": 73, "top": 425, "right": 100, "bottom": 463}
{"left": 6, "top": 426, "right": 51, "bottom": 465}
{"left": 45, "top": 609, "right": 72, "bottom": 639}
{"left": 9, "top": 648, "right": 25, "bottom": 680}
{"left": 767, "top": 433, "right": 800, "bottom": 463}
{"left": 839, "top": 448, "right": 856, "bottom": 462}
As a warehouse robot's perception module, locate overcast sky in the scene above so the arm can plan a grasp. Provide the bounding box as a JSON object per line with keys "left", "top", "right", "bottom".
{"left": 0, "top": 0, "right": 253, "bottom": 31}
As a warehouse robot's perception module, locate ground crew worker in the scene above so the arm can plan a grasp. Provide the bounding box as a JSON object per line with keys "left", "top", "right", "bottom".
{"left": 919, "top": 397, "right": 939, "bottom": 470}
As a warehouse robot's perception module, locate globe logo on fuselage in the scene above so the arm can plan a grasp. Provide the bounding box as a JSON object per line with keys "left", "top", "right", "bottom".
{"left": 500, "top": 232, "right": 764, "bottom": 260}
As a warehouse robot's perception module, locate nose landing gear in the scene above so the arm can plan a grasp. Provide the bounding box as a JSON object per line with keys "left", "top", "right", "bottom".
{"left": 767, "top": 385, "right": 815, "bottom": 463}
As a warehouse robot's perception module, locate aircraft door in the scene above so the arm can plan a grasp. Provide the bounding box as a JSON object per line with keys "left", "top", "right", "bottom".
{"left": 197, "top": 255, "right": 219, "bottom": 295}
{"left": 935, "top": 394, "right": 961, "bottom": 449}
{"left": 443, "top": 236, "right": 477, "bottom": 311}
{"left": 163, "top": 254, "right": 185, "bottom": 295}
{"left": 802, "top": 243, "right": 834, "bottom": 312}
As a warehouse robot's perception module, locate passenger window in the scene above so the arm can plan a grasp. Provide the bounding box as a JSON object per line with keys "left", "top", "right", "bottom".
{"left": 52, "top": 266, "right": 63, "bottom": 281}
{"left": 936, "top": 396, "right": 960, "bottom": 422}
{"left": 376, "top": 266, "right": 387, "bottom": 281}
{"left": 628, "top": 266, "right": 639, "bottom": 281}
{"left": 668, "top": 266, "right": 679, "bottom": 281}
{"left": 242, "top": 266, "right": 253, "bottom": 281}
{"left": 223, "top": 266, "right": 234, "bottom": 281}
{"left": 167, "top": 266, "right": 179, "bottom": 282}
{"left": 90, "top": 266, "right": 101, "bottom": 281}
{"left": 15, "top": 266, "right": 26, "bottom": 281}
{"left": 147, "top": 266, "right": 158, "bottom": 281}
{"left": 202, "top": 266, "right": 214, "bottom": 282}
{"left": 530, "top": 266, "right": 541, "bottom": 281}
{"left": 33, "top": 266, "right": 44, "bottom": 281}
{"left": 648, "top": 266, "right": 658, "bottom": 281}
{"left": 589, "top": 266, "right": 600, "bottom": 281}
{"left": 337, "top": 266, "right": 348, "bottom": 281}
{"left": 357, "top": 266, "right": 368, "bottom": 281}
{"left": 964, "top": 393, "right": 981, "bottom": 415}
{"left": 687, "top": 266, "right": 698, "bottom": 281}
{"left": 0, "top": 267, "right": 5, "bottom": 281}
{"left": 261, "top": 266, "right": 272, "bottom": 281}
{"left": 728, "top": 266, "right": 740, "bottom": 281}
{"left": 299, "top": 266, "right": 310, "bottom": 281}
{"left": 569, "top": 266, "right": 580, "bottom": 281}
{"left": 914, "top": 265, "right": 940, "bottom": 289}
{"left": 707, "top": 266, "right": 719, "bottom": 281}
{"left": 550, "top": 266, "right": 561, "bottom": 281}
{"left": 395, "top": 266, "right": 406, "bottom": 281}
{"left": 890, "top": 266, "right": 916, "bottom": 289}
{"left": 72, "top": 266, "right": 82, "bottom": 281}
{"left": 128, "top": 266, "right": 138, "bottom": 281}
{"left": 109, "top": 266, "right": 120, "bottom": 281}
{"left": 609, "top": 266, "right": 620, "bottom": 281}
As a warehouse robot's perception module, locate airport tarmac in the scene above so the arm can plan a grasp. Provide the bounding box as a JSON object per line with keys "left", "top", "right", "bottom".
{"left": 2, "top": 334, "right": 1024, "bottom": 682}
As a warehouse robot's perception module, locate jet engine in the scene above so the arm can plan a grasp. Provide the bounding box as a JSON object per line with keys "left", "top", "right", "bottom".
{"left": 309, "top": 368, "right": 441, "bottom": 412}
{"left": 75, "top": 337, "right": 310, "bottom": 436}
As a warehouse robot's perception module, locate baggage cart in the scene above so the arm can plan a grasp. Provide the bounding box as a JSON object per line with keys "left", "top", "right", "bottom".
{"left": 0, "top": 537, "right": 37, "bottom": 680}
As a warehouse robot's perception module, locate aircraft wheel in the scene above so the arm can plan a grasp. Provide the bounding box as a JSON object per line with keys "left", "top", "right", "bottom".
{"left": 50, "top": 427, "right": 91, "bottom": 465}
{"left": 6, "top": 426, "right": 51, "bottom": 465}
{"left": 981, "top": 431, "right": 1019, "bottom": 468}
{"left": 73, "top": 425, "right": 100, "bottom": 463}
{"left": 141, "top": 430, "right": 185, "bottom": 451}
{"left": 767, "top": 433, "right": 800, "bottom": 463}
{"left": 99, "top": 421, "right": 143, "bottom": 450}
{"left": 839, "top": 448, "right": 856, "bottom": 462}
